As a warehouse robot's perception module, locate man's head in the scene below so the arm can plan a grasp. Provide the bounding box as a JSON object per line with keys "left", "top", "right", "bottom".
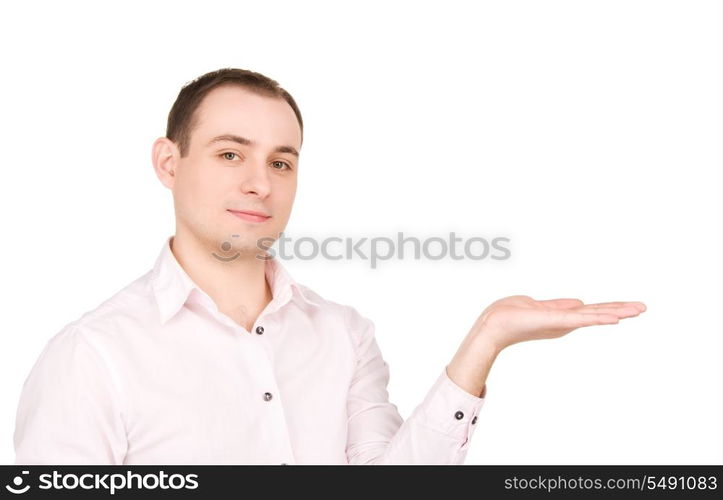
{"left": 152, "top": 68, "right": 303, "bottom": 260}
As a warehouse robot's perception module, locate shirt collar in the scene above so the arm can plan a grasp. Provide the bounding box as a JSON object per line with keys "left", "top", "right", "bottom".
{"left": 151, "top": 236, "right": 320, "bottom": 326}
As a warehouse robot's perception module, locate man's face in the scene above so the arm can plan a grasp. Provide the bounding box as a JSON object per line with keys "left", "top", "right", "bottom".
{"left": 170, "top": 85, "right": 301, "bottom": 259}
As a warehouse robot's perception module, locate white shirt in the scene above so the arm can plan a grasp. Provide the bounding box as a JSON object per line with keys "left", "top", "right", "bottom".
{"left": 14, "top": 236, "right": 486, "bottom": 464}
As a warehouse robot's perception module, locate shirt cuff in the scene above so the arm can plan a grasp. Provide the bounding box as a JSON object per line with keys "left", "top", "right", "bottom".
{"left": 416, "top": 366, "right": 487, "bottom": 445}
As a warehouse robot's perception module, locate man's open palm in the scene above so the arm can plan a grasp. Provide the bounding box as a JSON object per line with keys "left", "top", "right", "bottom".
{"left": 476, "top": 295, "right": 647, "bottom": 350}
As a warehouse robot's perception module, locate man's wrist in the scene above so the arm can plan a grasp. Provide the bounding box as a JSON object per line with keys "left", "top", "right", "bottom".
{"left": 446, "top": 337, "right": 499, "bottom": 397}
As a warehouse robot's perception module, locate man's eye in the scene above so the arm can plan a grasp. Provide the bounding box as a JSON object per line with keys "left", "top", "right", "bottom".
{"left": 271, "top": 160, "right": 292, "bottom": 171}
{"left": 221, "top": 152, "right": 238, "bottom": 161}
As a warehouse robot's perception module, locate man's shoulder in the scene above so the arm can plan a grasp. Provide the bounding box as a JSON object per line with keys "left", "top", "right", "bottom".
{"left": 293, "top": 283, "right": 375, "bottom": 332}
{"left": 47, "top": 269, "right": 155, "bottom": 347}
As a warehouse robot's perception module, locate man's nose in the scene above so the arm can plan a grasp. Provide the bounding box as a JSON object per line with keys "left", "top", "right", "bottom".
{"left": 239, "top": 161, "right": 271, "bottom": 198}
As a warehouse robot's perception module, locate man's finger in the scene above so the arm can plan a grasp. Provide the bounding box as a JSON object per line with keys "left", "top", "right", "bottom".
{"left": 551, "top": 310, "right": 621, "bottom": 327}
{"left": 538, "top": 298, "right": 584, "bottom": 309}
{"left": 572, "top": 305, "right": 643, "bottom": 317}
{"left": 579, "top": 301, "right": 647, "bottom": 311}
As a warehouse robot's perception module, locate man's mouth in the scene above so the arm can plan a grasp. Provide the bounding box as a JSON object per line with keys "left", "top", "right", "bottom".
{"left": 227, "top": 209, "right": 271, "bottom": 223}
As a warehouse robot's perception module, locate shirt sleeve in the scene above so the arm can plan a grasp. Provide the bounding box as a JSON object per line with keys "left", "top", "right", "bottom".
{"left": 345, "top": 306, "right": 487, "bottom": 465}
{"left": 13, "top": 324, "right": 128, "bottom": 465}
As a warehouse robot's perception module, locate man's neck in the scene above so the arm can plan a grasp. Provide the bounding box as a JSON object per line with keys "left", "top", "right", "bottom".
{"left": 169, "top": 232, "right": 273, "bottom": 332}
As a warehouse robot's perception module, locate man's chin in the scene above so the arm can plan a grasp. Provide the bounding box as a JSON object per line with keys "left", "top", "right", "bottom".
{"left": 209, "top": 232, "right": 277, "bottom": 263}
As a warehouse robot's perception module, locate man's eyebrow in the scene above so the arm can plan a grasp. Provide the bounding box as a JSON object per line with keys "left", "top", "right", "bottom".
{"left": 205, "top": 134, "right": 299, "bottom": 157}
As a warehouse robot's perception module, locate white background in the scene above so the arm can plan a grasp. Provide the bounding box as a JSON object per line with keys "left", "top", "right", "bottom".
{"left": 0, "top": 0, "right": 720, "bottom": 464}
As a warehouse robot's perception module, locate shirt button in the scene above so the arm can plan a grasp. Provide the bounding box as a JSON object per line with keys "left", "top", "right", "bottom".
{"left": 255, "top": 326, "right": 265, "bottom": 335}
{"left": 281, "top": 462, "right": 288, "bottom": 465}
{"left": 472, "top": 416, "right": 478, "bottom": 425}
{"left": 454, "top": 410, "right": 464, "bottom": 420}
{"left": 264, "top": 392, "right": 273, "bottom": 401}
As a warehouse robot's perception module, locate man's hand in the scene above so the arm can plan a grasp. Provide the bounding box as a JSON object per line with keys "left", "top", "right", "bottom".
{"left": 446, "top": 296, "right": 647, "bottom": 398}
{"left": 475, "top": 295, "right": 646, "bottom": 351}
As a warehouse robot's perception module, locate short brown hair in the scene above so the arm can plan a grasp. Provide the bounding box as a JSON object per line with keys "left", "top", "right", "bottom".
{"left": 166, "top": 68, "right": 304, "bottom": 157}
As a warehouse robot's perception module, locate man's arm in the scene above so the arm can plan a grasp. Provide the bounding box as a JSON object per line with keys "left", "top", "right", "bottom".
{"left": 14, "top": 324, "right": 128, "bottom": 464}
{"left": 344, "top": 307, "right": 494, "bottom": 465}
{"left": 345, "top": 295, "right": 645, "bottom": 465}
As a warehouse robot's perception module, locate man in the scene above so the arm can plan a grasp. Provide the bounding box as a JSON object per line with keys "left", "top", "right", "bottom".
{"left": 13, "top": 68, "right": 646, "bottom": 465}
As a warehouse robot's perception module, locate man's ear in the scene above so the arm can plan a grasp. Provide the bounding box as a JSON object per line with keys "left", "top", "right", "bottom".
{"left": 151, "top": 137, "right": 179, "bottom": 190}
